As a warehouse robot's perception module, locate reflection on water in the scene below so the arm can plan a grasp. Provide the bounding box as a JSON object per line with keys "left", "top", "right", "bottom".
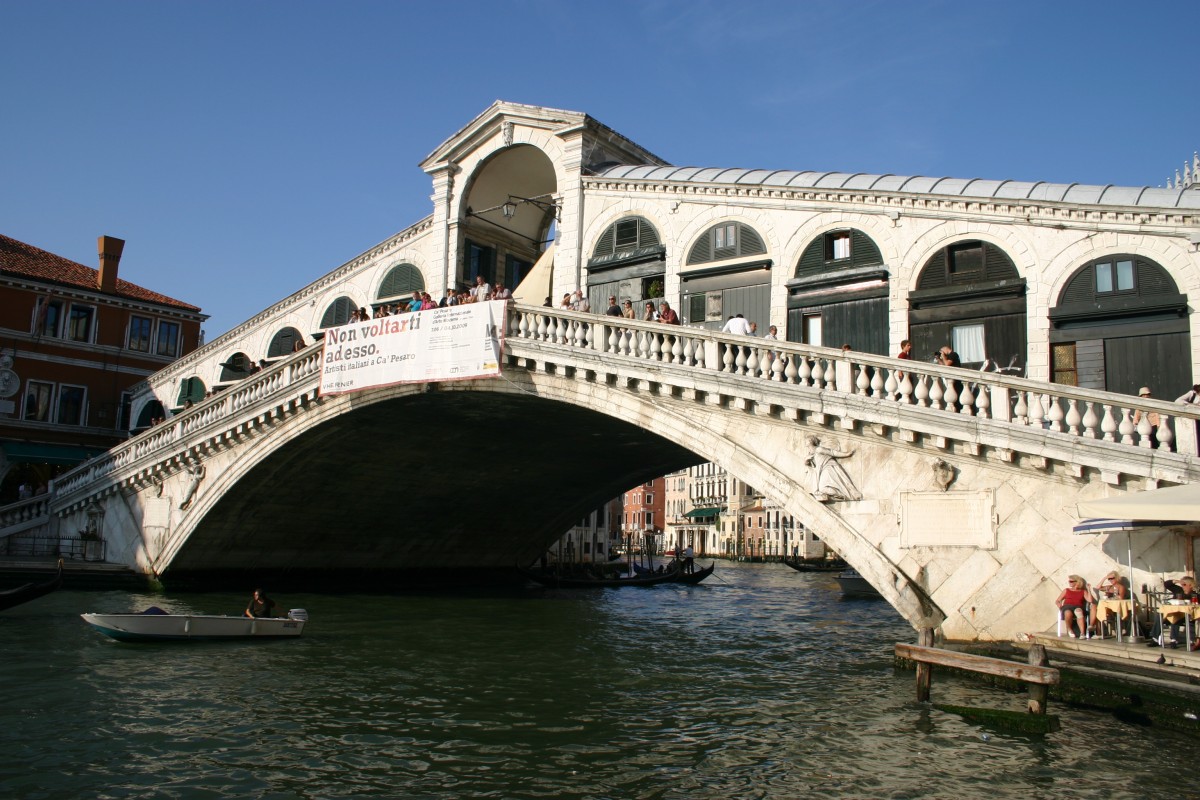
{"left": 0, "top": 562, "right": 1194, "bottom": 799}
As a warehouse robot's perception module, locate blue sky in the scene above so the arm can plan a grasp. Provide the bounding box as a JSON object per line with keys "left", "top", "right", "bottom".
{"left": 2, "top": 0, "right": 1196, "bottom": 339}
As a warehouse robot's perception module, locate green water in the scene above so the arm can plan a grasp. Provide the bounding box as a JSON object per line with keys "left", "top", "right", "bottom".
{"left": 0, "top": 562, "right": 1193, "bottom": 799}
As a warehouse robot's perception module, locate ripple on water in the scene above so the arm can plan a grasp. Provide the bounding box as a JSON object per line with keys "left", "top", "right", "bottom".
{"left": 1, "top": 566, "right": 1195, "bottom": 799}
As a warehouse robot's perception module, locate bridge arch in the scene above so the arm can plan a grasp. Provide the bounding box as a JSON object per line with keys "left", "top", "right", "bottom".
{"left": 147, "top": 370, "right": 943, "bottom": 631}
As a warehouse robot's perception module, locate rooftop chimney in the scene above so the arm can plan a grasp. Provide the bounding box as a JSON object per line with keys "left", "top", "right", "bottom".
{"left": 97, "top": 235, "right": 125, "bottom": 294}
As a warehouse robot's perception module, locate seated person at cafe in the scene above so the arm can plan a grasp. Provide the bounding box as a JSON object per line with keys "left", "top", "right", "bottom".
{"left": 1147, "top": 575, "right": 1199, "bottom": 648}
{"left": 1055, "top": 574, "right": 1090, "bottom": 638}
{"left": 1089, "top": 570, "right": 1129, "bottom": 638}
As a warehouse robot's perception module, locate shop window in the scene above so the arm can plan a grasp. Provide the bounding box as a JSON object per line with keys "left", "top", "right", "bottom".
{"left": 128, "top": 316, "right": 152, "bottom": 352}
{"left": 156, "top": 321, "right": 180, "bottom": 357}
{"left": 1052, "top": 343, "right": 1078, "bottom": 386}
{"left": 802, "top": 313, "right": 823, "bottom": 346}
{"left": 951, "top": 323, "right": 986, "bottom": 363}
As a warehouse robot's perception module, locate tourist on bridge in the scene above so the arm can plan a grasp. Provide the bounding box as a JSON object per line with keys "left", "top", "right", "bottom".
{"left": 658, "top": 301, "right": 680, "bottom": 325}
{"left": 471, "top": 276, "right": 491, "bottom": 304}
{"left": 642, "top": 302, "right": 658, "bottom": 321}
{"left": 605, "top": 296, "right": 623, "bottom": 317}
{"left": 1133, "top": 387, "right": 1161, "bottom": 449}
{"left": 244, "top": 589, "right": 276, "bottom": 619}
{"left": 621, "top": 300, "right": 635, "bottom": 319}
{"left": 721, "top": 314, "right": 752, "bottom": 335}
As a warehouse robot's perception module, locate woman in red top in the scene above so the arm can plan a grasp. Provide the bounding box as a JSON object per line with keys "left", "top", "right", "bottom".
{"left": 1056, "top": 574, "right": 1090, "bottom": 638}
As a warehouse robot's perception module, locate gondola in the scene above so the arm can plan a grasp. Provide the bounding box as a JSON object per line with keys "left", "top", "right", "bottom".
{"left": 782, "top": 558, "right": 847, "bottom": 573}
{"left": 521, "top": 562, "right": 681, "bottom": 588}
{"left": 0, "top": 559, "right": 63, "bottom": 612}
{"left": 674, "top": 562, "right": 716, "bottom": 585}
{"left": 633, "top": 561, "right": 716, "bottom": 585}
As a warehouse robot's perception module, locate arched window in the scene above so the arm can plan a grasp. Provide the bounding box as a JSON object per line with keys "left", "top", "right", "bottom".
{"left": 591, "top": 217, "right": 661, "bottom": 260}
{"left": 794, "top": 229, "right": 883, "bottom": 278}
{"left": 267, "top": 327, "right": 304, "bottom": 358}
{"left": 320, "top": 296, "right": 358, "bottom": 329}
{"left": 218, "top": 352, "right": 252, "bottom": 383}
{"left": 686, "top": 222, "right": 766, "bottom": 265}
{"left": 134, "top": 399, "right": 165, "bottom": 430}
{"left": 176, "top": 377, "right": 206, "bottom": 406}
{"left": 787, "top": 229, "right": 888, "bottom": 353}
{"left": 377, "top": 263, "right": 425, "bottom": 302}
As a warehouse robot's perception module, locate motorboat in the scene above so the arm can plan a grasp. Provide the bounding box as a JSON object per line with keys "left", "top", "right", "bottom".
{"left": 80, "top": 606, "right": 308, "bottom": 641}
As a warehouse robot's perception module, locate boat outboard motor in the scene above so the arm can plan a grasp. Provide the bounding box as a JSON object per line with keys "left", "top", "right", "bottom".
{"left": 287, "top": 609, "right": 308, "bottom": 621}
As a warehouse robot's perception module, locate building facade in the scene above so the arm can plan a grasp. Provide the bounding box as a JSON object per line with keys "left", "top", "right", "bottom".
{"left": 0, "top": 234, "right": 205, "bottom": 500}
{"left": 621, "top": 477, "right": 665, "bottom": 555}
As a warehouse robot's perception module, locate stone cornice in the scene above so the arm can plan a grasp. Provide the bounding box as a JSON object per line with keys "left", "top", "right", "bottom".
{"left": 583, "top": 177, "right": 1200, "bottom": 233}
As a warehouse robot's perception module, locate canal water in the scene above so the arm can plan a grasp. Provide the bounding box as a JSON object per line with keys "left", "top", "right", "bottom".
{"left": 0, "top": 561, "right": 1194, "bottom": 799}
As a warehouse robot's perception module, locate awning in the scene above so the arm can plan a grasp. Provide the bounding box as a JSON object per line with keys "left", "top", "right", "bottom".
{"left": 684, "top": 507, "right": 723, "bottom": 519}
{"left": 2, "top": 442, "right": 106, "bottom": 466}
{"left": 1071, "top": 519, "right": 1182, "bottom": 535}
{"left": 1076, "top": 484, "right": 1200, "bottom": 522}
{"left": 512, "top": 243, "right": 555, "bottom": 306}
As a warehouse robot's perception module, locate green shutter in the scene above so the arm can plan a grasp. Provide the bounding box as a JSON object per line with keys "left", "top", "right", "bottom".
{"left": 378, "top": 264, "right": 425, "bottom": 300}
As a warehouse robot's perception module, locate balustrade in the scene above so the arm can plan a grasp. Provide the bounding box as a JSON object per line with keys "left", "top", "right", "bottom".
{"left": 30, "top": 303, "right": 1200, "bottom": 518}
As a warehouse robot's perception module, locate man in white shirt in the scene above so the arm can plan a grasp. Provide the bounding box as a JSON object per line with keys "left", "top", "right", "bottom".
{"left": 571, "top": 289, "right": 590, "bottom": 313}
{"left": 721, "top": 314, "right": 753, "bottom": 336}
{"left": 471, "top": 275, "right": 491, "bottom": 303}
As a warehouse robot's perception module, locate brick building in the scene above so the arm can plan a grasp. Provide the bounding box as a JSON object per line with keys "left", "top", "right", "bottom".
{"left": 0, "top": 234, "right": 205, "bottom": 500}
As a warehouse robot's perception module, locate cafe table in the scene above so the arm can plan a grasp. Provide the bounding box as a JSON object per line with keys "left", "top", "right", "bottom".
{"left": 1156, "top": 602, "right": 1200, "bottom": 649}
{"left": 1096, "top": 598, "right": 1134, "bottom": 641}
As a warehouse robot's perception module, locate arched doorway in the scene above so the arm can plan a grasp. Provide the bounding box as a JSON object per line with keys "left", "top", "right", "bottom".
{"left": 787, "top": 228, "right": 888, "bottom": 353}
{"left": 460, "top": 144, "right": 557, "bottom": 293}
{"left": 908, "top": 240, "right": 1026, "bottom": 370}
{"left": 586, "top": 216, "right": 664, "bottom": 312}
{"left": 1049, "top": 254, "right": 1190, "bottom": 396}
{"left": 680, "top": 221, "right": 770, "bottom": 330}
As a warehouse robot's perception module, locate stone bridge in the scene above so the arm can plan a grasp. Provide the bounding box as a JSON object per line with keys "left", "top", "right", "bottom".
{"left": 5, "top": 302, "right": 1200, "bottom": 642}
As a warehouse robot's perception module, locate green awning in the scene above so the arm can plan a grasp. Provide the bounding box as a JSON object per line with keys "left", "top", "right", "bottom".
{"left": 2, "top": 442, "right": 106, "bottom": 466}
{"left": 684, "top": 507, "right": 723, "bottom": 519}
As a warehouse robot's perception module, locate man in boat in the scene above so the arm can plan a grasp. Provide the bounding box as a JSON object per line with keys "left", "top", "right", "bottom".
{"left": 244, "top": 588, "right": 276, "bottom": 619}
{"left": 682, "top": 545, "right": 695, "bottom": 574}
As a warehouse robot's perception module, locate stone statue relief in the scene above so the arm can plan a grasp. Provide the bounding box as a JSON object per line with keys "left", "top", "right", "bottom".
{"left": 179, "top": 462, "right": 206, "bottom": 510}
{"left": 931, "top": 459, "right": 957, "bottom": 491}
{"left": 804, "top": 436, "right": 862, "bottom": 502}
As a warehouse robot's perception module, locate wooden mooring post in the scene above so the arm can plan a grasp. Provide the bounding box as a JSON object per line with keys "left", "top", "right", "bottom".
{"left": 897, "top": 629, "right": 1059, "bottom": 714}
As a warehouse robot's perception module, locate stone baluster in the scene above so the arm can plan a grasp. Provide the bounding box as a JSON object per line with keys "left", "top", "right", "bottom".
{"left": 734, "top": 345, "right": 748, "bottom": 375}
{"left": 650, "top": 332, "right": 662, "bottom": 361}
{"left": 1081, "top": 401, "right": 1099, "bottom": 438}
{"left": 693, "top": 338, "right": 706, "bottom": 369}
{"left": 771, "top": 352, "right": 785, "bottom": 381}
{"left": 1100, "top": 405, "right": 1118, "bottom": 442}
{"left": 870, "top": 368, "right": 885, "bottom": 399}
{"left": 607, "top": 325, "right": 620, "bottom": 354}
{"left": 638, "top": 330, "right": 651, "bottom": 360}
{"left": 913, "top": 374, "right": 929, "bottom": 407}
{"left": 1158, "top": 415, "right": 1175, "bottom": 452}
{"left": 929, "top": 377, "right": 945, "bottom": 410}
{"left": 1119, "top": 408, "right": 1136, "bottom": 445}
{"left": 722, "top": 344, "right": 735, "bottom": 373}
{"left": 1013, "top": 390, "right": 1029, "bottom": 423}
{"left": 883, "top": 369, "right": 897, "bottom": 400}
{"left": 1064, "top": 399, "right": 1082, "bottom": 435}
{"left": 975, "top": 384, "right": 990, "bottom": 418}
{"left": 1048, "top": 396, "right": 1067, "bottom": 432}
{"left": 1136, "top": 410, "right": 1154, "bottom": 448}
{"left": 958, "top": 382, "right": 974, "bottom": 416}
{"left": 855, "top": 364, "right": 870, "bottom": 395}
{"left": 810, "top": 358, "right": 825, "bottom": 389}
{"left": 671, "top": 335, "right": 684, "bottom": 364}
{"left": 898, "top": 372, "right": 913, "bottom": 404}
{"left": 1028, "top": 394, "right": 1046, "bottom": 429}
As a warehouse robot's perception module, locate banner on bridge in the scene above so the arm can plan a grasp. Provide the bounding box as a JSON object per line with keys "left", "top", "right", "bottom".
{"left": 319, "top": 300, "right": 505, "bottom": 396}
